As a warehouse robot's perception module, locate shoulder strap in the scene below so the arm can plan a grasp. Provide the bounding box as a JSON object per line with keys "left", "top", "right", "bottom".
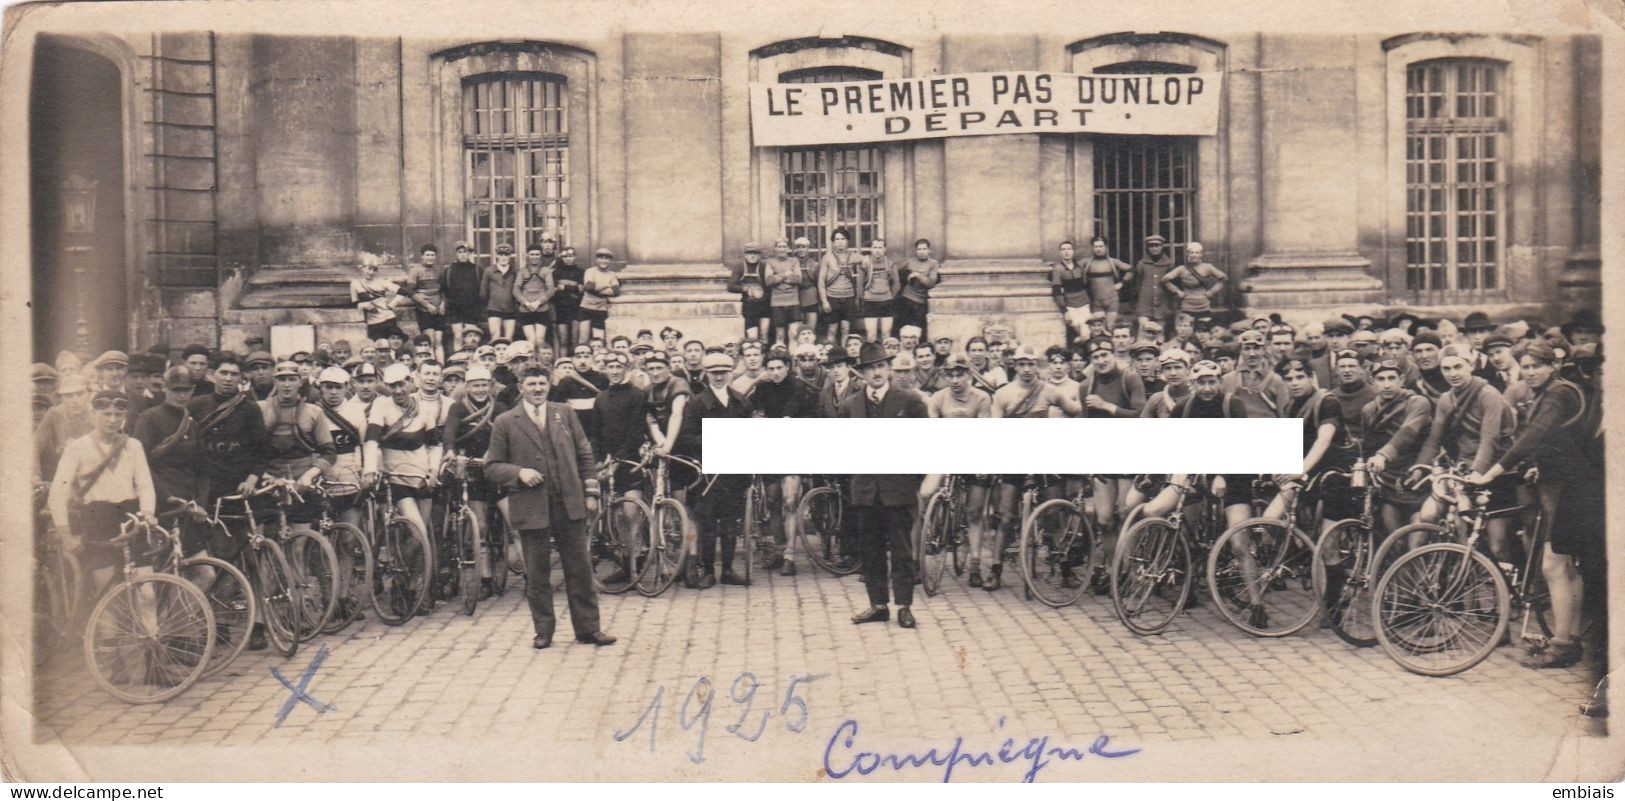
{"left": 147, "top": 408, "right": 196, "bottom": 461}
{"left": 381, "top": 396, "right": 420, "bottom": 441}
{"left": 1009, "top": 381, "right": 1046, "bottom": 417}
{"left": 321, "top": 402, "right": 361, "bottom": 443}
{"left": 73, "top": 435, "right": 129, "bottom": 500}
{"left": 197, "top": 391, "right": 247, "bottom": 434}
{"left": 1223, "top": 391, "right": 1235, "bottom": 418}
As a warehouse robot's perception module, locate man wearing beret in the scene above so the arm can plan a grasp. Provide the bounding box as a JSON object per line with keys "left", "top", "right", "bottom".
{"left": 841, "top": 342, "right": 928, "bottom": 629}
{"left": 1406, "top": 330, "right": 1451, "bottom": 401}
{"left": 1360, "top": 359, "right": 1434, "bottom": 536}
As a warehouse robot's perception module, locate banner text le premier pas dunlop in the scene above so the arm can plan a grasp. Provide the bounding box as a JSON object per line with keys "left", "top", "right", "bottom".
{"left": 749, "top": 71, "right": 1221, "bottom": 147}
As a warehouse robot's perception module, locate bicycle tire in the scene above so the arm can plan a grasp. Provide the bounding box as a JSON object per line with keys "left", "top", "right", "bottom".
{"left": 798, "top": 486, "right": 860, "bottom": 576}
{"left": 179, "top": 555, "right": 256, "bottom": 679}
{"left": 1371, "top": 521, "right": 1452, "bottom": 583}
{"left": 252, "top": 541, "right": 301, "bottom": 658}
{"left": 371, "top": 515, "right": 432, "bottom": 624}
{"left": 1312, "top": 519, "right": 1379, "bottom": 648}
{"left": 1020, "top": 498, "right": 1093, "bottom": 609}
{"left": 1374, "top": 543, "right": 1510, "bottom": 676}
{"left": 83, "top": 573, "right": 215, "bottom": 705}
{"left": 454, "top": 507, "right": 481, "bottom": 616}
{"left": 320, "top": 522, "right": 374, "bottom": 635}
{"left": 743, "top": 484, "right": 766, "bottom": 585}
{"left": 285, "top": 530, "right": 340, "bottom": 641}
{"left": 39, "top": 546, "right": 82, "bottom": 651}
{"left": 637, "top": 498, "right": 689, "bottom": 597}
{"left": 1207, "top": 517, "right": 1320, "bottom": 638}
{"left": 592, "top": 495, "right": 652, "bottom": 594}
{"left": 486, "top": 505, "right": 510, "bottom": 595}
{"left": 1111, "top": 516, "right": 1192, "bottom": 636}
{"left": 919, "top": 493, "right": 951, "bottom": 596}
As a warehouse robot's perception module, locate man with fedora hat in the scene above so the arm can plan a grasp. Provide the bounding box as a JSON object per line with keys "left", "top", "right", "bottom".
{"left": 817, "top": 348, "right": 861, "bottom": 418}
{"left": 1560, "top": 307, "right": 1603, "bottom": 348}
{"left": 841, "top": 342, "right": 928, "bottom": 629}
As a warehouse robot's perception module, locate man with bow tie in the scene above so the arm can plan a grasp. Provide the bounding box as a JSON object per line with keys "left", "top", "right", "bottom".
{"left": 840, "top": 342, "right": 928, "bottom": 630}
{"left": 483, "top": 365, "right": 617, "bottom": 650}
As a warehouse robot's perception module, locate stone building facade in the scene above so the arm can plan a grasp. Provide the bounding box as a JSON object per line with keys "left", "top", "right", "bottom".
{"left": 28, "top": 29, "right": 1602, "bottom": 358}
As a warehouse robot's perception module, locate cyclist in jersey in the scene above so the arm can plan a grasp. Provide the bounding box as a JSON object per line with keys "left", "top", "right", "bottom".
{"left": 919, "top": 353, "right": 993, "bottom": 584}
{"left": 363, "top": 361, "right": 443, "bottom": 588}
{"left": 443, "top": 364, "right": 510, "bottom": 599}
{"left": 1361, "top": 359, "right": 1434, "bottom": 536}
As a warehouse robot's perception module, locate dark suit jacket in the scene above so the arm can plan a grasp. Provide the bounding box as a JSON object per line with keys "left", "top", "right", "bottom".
{"left": 483, "top": 401, "right": 597, "bottom": 530}
{"left": 679, "top": 384, "right": 754, "bottom": 461}
{"left": 837, "top": 383, "right": 928, "bottom": 506}
{"left": 818, "top": 376, "right": 862, "bottom": 418}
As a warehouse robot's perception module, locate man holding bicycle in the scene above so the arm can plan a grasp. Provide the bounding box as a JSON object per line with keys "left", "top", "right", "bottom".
{"left": 48, "top": 391, "right": 159, "bottom": 589}
{"left": 443, "top": 364, "right": 510, "bottom": 599}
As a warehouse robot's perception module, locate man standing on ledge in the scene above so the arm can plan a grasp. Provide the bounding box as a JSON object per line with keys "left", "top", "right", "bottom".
{"left": 483, "top": 365, "right": 616, "bottom": 650}
{"left": 841, "top": 342, "right": 928, "bottom": 629}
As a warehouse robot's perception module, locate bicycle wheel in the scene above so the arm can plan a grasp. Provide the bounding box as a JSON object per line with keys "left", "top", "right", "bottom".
{"left": 251, "top": 541, "right": 301, "bottom": 658}
{"left": 450, "top": 507, "right": 480, "bottom": 616}
{"left": 637, "top": 498, "right": 689, "bottom": 597}
{"left": 1111, "top": 517, "right": 1192, "bottom": 636}
{"left": 593, "top": 495, "right": 651, "bottom": 594}
{"left": 1207, "top": 518, "right": 1320, "bottom": 637}
{"left": 798, "top": 486, "right": 859, "bottom": 576}
{"left": 1375, "top": 543, "right": 1510, "bottom": 676}
{"left": 285, "top": 530, "right": 340, "bottom": 641}
{"left": 371, "top": 516, "right": 432, "bottom": 624}
{"left": 83, "top": 573, "right": 215, "bottom": 704}
{"left": 1312, "top": 519, "right": 1379, "bottom": 647}
{"left": 321, "top": 522, "right": 374, "bottom": 635}
{"left": 919, "top": 493, "right": 951, "bottom": 596}
{"left": 1371, "top": 522, "right": 1452, "bottom": 582}
{"left": 485, "top": 506, "right": 510, "bottom": 596}
{"left": 179, "top": 555, "right": 256, "bottom": 679}
{"left": 1020, "top": 498, "right": 1093, "bottom": 609}
{"left": 38, "top": 546, "right": 82, "bottom": 651}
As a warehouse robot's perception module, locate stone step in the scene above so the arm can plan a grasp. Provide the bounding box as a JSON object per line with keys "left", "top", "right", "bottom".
{"left": 245, "top": 265, "right": 408, "bottom": 288}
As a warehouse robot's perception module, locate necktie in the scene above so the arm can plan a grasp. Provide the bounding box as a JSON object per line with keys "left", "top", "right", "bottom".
{"left": 529, "top": 403, "right": 547, "bottom": 432}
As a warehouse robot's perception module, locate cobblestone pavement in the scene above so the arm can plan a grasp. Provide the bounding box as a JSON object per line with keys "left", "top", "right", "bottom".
{"left": 27, "top": 562, "right": 1613, "bottom": 782}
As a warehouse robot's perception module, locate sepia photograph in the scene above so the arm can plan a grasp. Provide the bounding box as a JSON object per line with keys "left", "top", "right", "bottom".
{"left": 0, "top": 0, "right": 1619, "bottom": 785}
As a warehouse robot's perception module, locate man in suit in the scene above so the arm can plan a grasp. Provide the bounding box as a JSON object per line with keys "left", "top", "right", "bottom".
{"left": 483, "top": 365, "right": 616, "bottom": 649}
{"left": 841, "top": 342, "right": 929, "bottom": 629}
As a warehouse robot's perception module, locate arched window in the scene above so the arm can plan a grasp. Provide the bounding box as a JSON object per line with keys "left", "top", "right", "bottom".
{"left": 1090, "top": 60, "right": 1199, "bottom": 268}
{"left": 1403, "top": 58, "right": 1507, "bottom": 292}
{"left": 777, "top": 66, "right": 886, "bottom": 252}
{"left": 462, "top": 72, "right": 570, "bottom": 262}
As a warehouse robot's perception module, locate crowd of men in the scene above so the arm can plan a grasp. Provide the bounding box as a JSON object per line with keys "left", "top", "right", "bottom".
{"left": 30, "top": 235, "right": 1608, "bottom": 705}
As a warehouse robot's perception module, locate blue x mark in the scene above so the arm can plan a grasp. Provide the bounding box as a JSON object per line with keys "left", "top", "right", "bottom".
{"left": 272, "top": 644, "right": 337, "bottom": 727}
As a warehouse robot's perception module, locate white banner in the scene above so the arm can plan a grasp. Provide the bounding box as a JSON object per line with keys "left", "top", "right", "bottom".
{"left": 749, "top": 71, "right": 1221, "bottom": 146}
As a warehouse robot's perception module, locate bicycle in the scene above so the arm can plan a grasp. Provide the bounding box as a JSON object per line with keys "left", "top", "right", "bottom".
{"left": 438, "top": 457, "right": 485, "bottom": 615}
{"left": 1310, "top": 460, "right": 1384, "bottom": 647}
{"left": 631, "top": 447, "right": 698, "bottom": 597}
{"left": 797, "top": 475, "right": 860, "bottom": 576}
{"left": 213, "top": 485, "right": 304, "bottom": 658}
{"left": 1109, "top": 477, "right": 1220, "bottom": 635}
{"left": 310, "top": 477, "right": 374, "bottom": 633}
{"left": 917, "top": 474, "right": 971, "bottom": 596}
{"left": 588, "top": 457, "right": 653, "bottom": 594}
{"left": 1373, "top": 471, "right": 1548, "bottom": 676}
{"left": 364, "top": 471, "right": 435, "bottom": 624}
{"left": 81, "top": 514, "right": 215, "bottom": 704}
{"left": 1019, "top": 477, "right": 1100, "bottom": 608}
{"left": 153, "top": 497, "right": 257, "bottom": 679}
{"left": 739, "top": 474, "right": 783, "bottom": 585}
{"left": 257, "top": 476, "right": 341, "bottom": 642}
{"left": 1206, "top": 476, "right": 1322, "bottom": 637}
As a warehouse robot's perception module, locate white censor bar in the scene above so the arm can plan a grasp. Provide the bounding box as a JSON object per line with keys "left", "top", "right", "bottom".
{"left": 702, "top": 418, "right": 1301, "bottom": 475}
{"left": 749, "top": 70, "right": 1222, "bottom": 147}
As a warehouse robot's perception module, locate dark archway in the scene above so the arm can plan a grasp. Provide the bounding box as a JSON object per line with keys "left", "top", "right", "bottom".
{"left": 31, "top": 36, "right": 127, "bottom": 362}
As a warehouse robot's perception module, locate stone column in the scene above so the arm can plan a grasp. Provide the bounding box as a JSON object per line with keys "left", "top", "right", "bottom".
{"left": 1239, "top": 34, "right": 1383, "bottom": 311}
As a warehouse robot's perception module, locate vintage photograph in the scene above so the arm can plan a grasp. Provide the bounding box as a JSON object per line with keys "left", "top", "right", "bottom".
{"left": 1, "top": 0, "right": 1618, "bottom": 784}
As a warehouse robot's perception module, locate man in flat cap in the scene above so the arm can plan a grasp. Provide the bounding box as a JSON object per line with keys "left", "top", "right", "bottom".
{"left": 1134, "top": 234, "right": 1175, "bottom": 331}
